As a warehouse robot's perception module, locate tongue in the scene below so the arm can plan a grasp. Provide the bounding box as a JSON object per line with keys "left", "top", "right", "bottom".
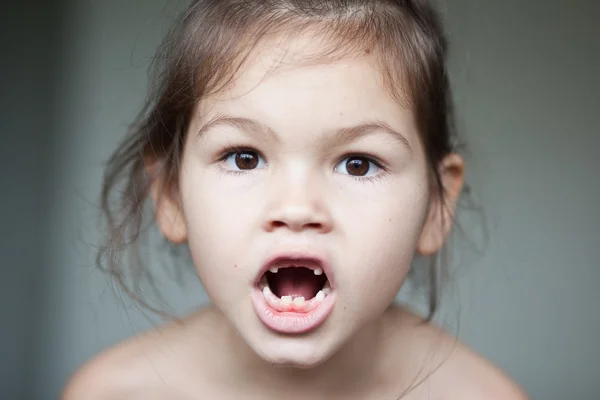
{"left": 273, "top": 268, "right": 321, "bottom": 299}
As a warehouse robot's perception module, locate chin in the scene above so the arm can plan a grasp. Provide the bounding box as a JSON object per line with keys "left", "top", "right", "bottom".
{"left": 249, "top": 326, "right": 343, "bottom": 369}
{"left": 215, "top": 252, "right": 369, "bottom": 369}
{"left": 241, "top": 254, "right": 349, "bottom": 367}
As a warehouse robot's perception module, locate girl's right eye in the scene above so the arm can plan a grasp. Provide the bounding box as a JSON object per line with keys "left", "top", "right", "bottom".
{"left": 222, "top": 149, "right": 267, "bottom": 171}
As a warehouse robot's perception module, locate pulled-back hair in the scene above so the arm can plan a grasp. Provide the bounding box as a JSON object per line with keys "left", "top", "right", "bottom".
{"left": 99, "top": 0, "right": 464, "bottom": 319}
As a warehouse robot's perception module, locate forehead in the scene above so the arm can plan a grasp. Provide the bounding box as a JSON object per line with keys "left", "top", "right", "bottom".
{"left": 194, "top": 34, "right": 417, "bottom": 143}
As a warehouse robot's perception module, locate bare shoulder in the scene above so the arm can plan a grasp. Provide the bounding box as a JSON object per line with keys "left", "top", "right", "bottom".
{"left": 429, "top": 337, "right": 529, "bottom": 399}
{"left": 391, "top": 306, "right": 529, "bottom": 400}
{"left": 62, "top": 309, "right": 216, "bottom": 400}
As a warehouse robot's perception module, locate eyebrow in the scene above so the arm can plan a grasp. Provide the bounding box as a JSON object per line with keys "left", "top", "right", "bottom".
{"left": 197, "top": 114, "right": 279, "bottom": 143}
{"left": 196, "top": 114, "right": 412, "bottom": 152}
{"left": 328, "top": 121, "right": 412, "bottom": 152}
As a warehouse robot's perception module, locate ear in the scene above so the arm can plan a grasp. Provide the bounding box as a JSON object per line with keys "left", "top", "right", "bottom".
{"left": 417, "top": 153, "right": 465, "bottom": 256}
{"left": 147, "top": 159, "right": 188, "bottom": 244}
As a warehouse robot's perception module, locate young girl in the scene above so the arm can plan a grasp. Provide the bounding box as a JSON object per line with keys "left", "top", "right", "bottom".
{"left": 65, "top": 0, "right": 527, "bottom": 398}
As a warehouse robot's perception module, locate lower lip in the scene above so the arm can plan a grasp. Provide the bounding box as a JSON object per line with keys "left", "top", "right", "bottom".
{"left": 251, "top": 287, "right": 337, "bottom": 334}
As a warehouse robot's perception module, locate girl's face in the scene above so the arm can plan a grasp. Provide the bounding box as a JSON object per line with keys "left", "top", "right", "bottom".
{"left": 156, "top": 39, "right": 454, "bottom": 367}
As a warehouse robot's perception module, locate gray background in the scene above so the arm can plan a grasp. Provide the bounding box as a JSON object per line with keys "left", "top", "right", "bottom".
{"left": 1, "top": 0, "right": 598, "bottom": 399}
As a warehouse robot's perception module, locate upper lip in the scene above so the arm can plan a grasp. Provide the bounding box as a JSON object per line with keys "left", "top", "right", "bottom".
{"left": 255, "top": 250, "right": 335, "bottom": 289}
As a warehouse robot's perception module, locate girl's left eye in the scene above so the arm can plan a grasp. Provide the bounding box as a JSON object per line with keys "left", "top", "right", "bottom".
{"left": 334, "top": 156, "right": 381, "bottom": 177}
{"left": 223, "top": 149, "right": 267, "bottom": 171}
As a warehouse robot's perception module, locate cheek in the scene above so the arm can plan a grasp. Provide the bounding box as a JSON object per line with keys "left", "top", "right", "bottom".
{"left": 179, "top": 174, "right": 258, "bottom": 301}
{"left": 336, "top": 182, "right": 429, "bottom": 304}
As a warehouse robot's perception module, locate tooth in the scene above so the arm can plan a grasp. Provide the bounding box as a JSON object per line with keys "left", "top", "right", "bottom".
{"left": 262, "top": 286, "right": 271, "bottom": 298}
{"left": 293, "top": 297, "right": 305, "bottom": 305}
{"left": 313, "top": 268, "right": 323, "bottom": 276}
{"left": 323, "top": 288, "right": 331, "bottom": 295}
{"left": 281, "top": 296, "right": 292, "bottom": 305}
{"left": 269, "top": 267, "right": 279, "bottom": 273}
{"left": 315, "top": 290, "right": 325, "bottom": 301}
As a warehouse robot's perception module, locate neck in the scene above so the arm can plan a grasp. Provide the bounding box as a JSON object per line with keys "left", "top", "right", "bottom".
{"left": 212, "top": 306, "right": 402, "bottom": 396}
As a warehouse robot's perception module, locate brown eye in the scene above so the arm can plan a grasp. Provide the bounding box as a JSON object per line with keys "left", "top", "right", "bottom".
{"left": 223, "top": 149, "right": 266, "bottom": 171}
{"left": 235, "top": 152, "right": 259, "bottom": 170}
{"left": 335, "top": 155, "right": 381, "bottom": 178}
{"left": 345, "top": 157, "right": 370, "bottom": 176}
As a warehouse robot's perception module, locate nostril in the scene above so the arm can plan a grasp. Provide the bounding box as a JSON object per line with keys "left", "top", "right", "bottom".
{"left": 305, "top": 222, "right": 322, "bottom": 229}
{"left": 269, "top": 220, "right": 322, "bottom": 231}
{"left": 264, "top": 206, "right": 332, "bottom": 233}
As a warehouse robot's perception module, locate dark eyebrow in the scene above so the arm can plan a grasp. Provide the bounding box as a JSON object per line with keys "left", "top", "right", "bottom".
{"left": 197, "top": 114, "right": 279, "bottom": 143}
{"left": 328, "top": 121, "right": 412, "bottom": 152}
{"left": 197, "top": 114, "right": 412, "bottom": 152}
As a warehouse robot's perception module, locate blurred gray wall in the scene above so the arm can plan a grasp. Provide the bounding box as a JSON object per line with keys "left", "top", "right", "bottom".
{"left": 1, "top": 0, "right": 598, "bottom": 399}
{"left": 0, "top": 1, "right": 66, "bottom": 399}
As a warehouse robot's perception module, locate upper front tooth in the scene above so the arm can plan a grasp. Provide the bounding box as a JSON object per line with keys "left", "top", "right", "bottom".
{"left": 313, "top": 268, "right": 323, "bottom": 276}
{"left": 269, "top": 267, "right": 279, "bottom": 273}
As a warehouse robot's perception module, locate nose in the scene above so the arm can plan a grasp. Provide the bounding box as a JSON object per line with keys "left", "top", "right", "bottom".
{"left": 262, "top": 175, "right": 333, "bottom": 234}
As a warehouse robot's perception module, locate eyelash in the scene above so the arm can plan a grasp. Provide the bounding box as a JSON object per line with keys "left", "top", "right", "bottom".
{"left": 215, "top": 146, "right": 388, "bottom": 183}
{"left": 338, "top": 152, "right": 388, "bottom": 184}
{"left": 216, "top": 146, "right": 263, "bottom": 177}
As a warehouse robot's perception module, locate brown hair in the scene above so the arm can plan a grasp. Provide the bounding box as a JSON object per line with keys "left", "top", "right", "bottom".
{"left": 98, "top": 0, "right": 464, "bottom": 319}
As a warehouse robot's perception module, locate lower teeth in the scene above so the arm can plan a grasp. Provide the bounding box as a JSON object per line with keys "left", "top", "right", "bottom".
{"left": 261, "top": 285, "right": 329, "bottom": 311}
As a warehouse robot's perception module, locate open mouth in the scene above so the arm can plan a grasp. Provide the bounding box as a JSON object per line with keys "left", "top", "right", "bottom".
{"left": 251, "top": 254, "right": 337, "bottom": 334}
{"left": 265, "top": 264, "right": 330, "bottom": 300}
{"left": 257, "top": 262, "right": 332, "bottom": 312}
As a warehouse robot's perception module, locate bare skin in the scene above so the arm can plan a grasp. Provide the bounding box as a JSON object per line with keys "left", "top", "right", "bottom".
{"left": 66, "top": 34, "right": 529, "bottom": 400}
{"left": 63, "top": 304, "right": 528, "bottom": 400}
